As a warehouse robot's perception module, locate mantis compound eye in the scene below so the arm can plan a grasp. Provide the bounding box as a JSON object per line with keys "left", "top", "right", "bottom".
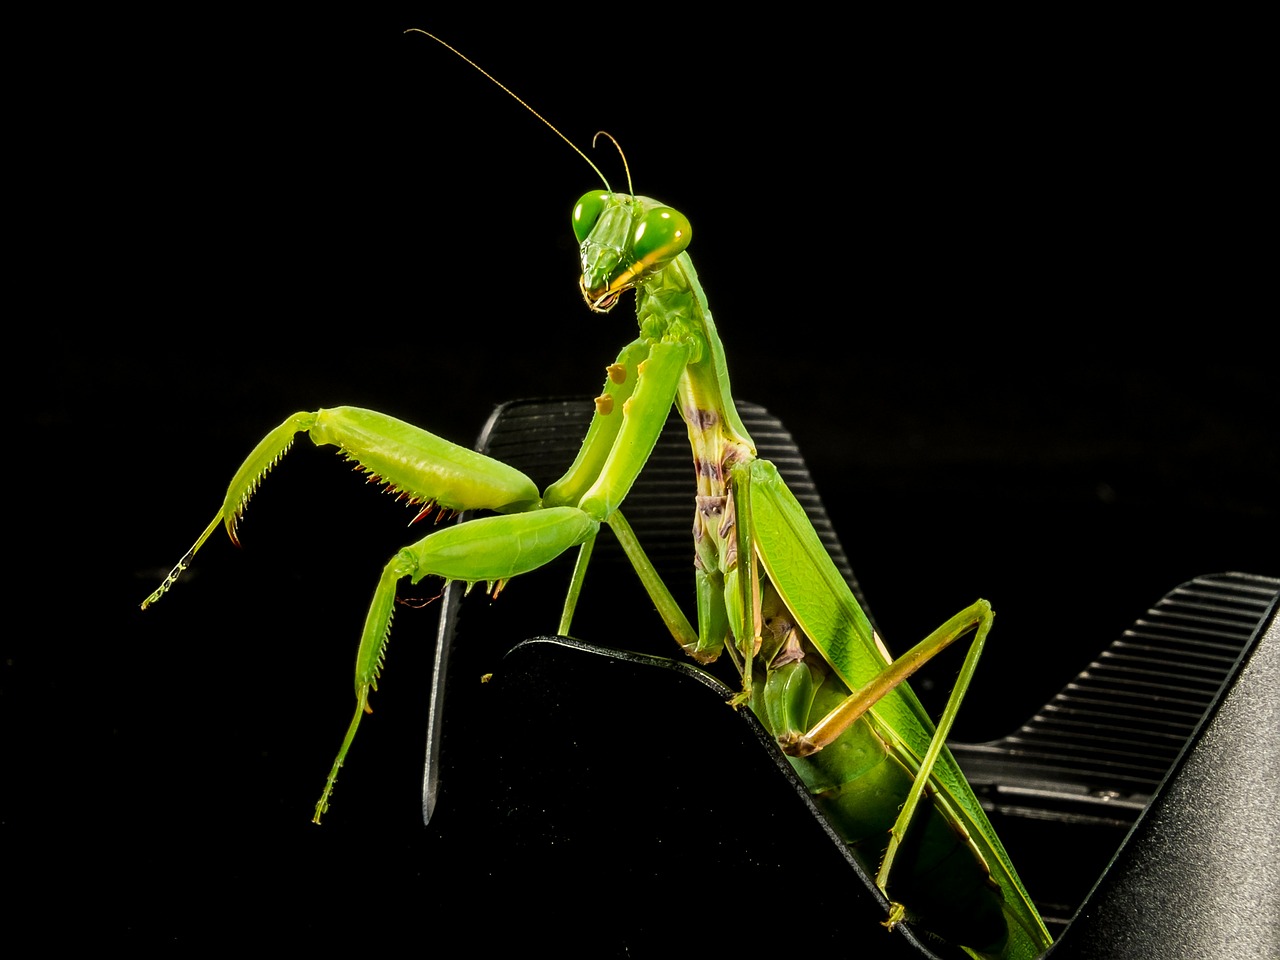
{"left": 572, "top": 190, "right": 612, "bottom": 243}
{"left": 630, "top": 206, "right": 691, "bottom": 271}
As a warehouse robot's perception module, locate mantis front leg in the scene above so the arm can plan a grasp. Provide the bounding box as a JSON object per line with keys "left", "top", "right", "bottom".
{"left": 141, "top": 407, "right": 542, "bottom": 610}
{"left": 145, "top": 337, "right": 707, "bottom": 822}
{"left": 315, "top": 506, "right": 599, "bottom": 822}
{"left": 315, "top": 339, "right": 702, "bottom": 819}
{"left": 142, "top": 404, "right": 594, "bottom": 820}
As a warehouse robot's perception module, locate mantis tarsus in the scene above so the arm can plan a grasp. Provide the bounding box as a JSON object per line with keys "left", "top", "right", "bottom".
{"left": 143, "top": 30, "right": 1053, "bottom": 959}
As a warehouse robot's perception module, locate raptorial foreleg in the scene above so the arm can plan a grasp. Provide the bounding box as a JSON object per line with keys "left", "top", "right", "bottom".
{"left": 142, "top": 406, "right": 541, "bottom": 608}
{"left": 314, "top": 505, "right": 599, "bottom": 822}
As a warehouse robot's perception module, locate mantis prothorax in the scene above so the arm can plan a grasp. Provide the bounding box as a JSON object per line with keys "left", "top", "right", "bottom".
{"left": 142, "top": 29, "right": 1053, "bottom": 959}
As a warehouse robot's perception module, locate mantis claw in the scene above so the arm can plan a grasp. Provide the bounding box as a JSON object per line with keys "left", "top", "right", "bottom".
{"left": 139, "top": 514, "right": 223, "bottom": 610}
{"left": 882, "top": 902, "right": 906, "bottom": 931}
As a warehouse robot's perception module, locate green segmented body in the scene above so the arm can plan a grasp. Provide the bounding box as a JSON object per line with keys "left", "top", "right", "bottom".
{"left": 569, "top": 192, "right": 1047, "bottom": 957}
{"left": 143, "top": 36, "right": 1052, "bottom": 956}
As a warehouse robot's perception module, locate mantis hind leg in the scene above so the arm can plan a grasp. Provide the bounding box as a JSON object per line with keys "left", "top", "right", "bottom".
{"left": 774, "top": 602, "right": 993, "bottom": 764}
{"left": 759, "top": 595, "right": 995, "bottom": 911}
{"left": 871, "top": 604, "right": 993, "bottom": 914}
{"left": 740, "top": 458, "right": 1004, "bottom": 930}
{"left": 781, "top": 603, "right": 996, "bottom": 920}
{"left": 757, "top": 614, "right": 1013, "bottom": 954}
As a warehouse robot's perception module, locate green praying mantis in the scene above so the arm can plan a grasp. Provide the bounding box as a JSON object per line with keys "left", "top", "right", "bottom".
{"left": 142, "top": 30, "right": 1053, "bottom": 959}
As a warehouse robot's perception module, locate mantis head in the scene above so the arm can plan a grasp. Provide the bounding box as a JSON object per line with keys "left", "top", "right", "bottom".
{"left": 573, "top": 192, "right": 692, "bottom": 313}
{"left": 400, "top": 33, "right": 692, "bottom": 316}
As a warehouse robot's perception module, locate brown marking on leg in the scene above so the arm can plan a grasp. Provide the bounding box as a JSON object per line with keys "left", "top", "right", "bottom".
{"left": 685, "top": 407, "right": 719, "bottom": 431}
{"left": 697, "top": 495, "right": 726, "bottom": 519}
{"left": 594, "top": 394, "right": 614, "bottom": 416}
{"left": 693, "top": 457, "right": 724, "bottom": 481}
{"left": 717, "top": 490, "right": 737, "bottom": 541}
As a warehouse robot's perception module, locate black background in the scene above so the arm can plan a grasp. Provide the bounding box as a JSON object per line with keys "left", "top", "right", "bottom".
{"left": 9, "top": 9, "right": 1274, "bottom": 952}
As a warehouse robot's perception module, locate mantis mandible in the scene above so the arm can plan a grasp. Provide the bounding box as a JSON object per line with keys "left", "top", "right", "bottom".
{"left": 142, "top": 30, "right": 1053, "bottom": 959}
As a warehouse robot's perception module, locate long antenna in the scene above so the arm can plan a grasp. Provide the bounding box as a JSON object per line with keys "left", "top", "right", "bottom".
{"left": 592, "top": 131, "right": 634, "bottom": 200}
{"left": 404, "top": 28, "right": 611, "bottom": 192}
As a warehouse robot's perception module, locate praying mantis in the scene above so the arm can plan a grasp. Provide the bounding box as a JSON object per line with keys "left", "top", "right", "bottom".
{"left": 141, "top": 29, "right": 1053, "bottom": 959}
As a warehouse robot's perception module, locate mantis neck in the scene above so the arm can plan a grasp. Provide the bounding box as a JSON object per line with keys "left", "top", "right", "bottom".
{"left": 635, "top": 253, "right": 756, "bottom": 568}
{"left": 637, "top": 252, "right": 754, "bottom": 444}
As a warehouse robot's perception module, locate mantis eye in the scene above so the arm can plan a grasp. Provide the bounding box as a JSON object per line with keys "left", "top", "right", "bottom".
{"left": 631, "top": 207, "right": 691, "bottom": 269}
{"left": 572, "top": 191, "right": 612, "bottom": 243}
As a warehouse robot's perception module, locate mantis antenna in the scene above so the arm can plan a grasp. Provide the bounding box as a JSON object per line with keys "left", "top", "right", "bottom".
{"left": 591, "top": 131, "right": 635, "bottom": 200}
{"left": 404, "top": 28, "right": 614, "bottom": 193}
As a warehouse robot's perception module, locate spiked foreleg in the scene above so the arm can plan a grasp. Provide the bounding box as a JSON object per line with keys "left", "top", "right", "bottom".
{"left": 549, "top": 339, "right": 704, "bottom": 651}
{"left": 142, "top": 406, "right": 540, "bottom": 608}
{"left": 551, "top": 340, "right": 709, "bottom": 655}
{"left": 543, "top": 339, "right": 648, "bottom": 508}
{"left": 576, "top": 340, "right": 691, "bottom": 520}
{"left": 314, "top": 505, "right": 599, "bottom": 822}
